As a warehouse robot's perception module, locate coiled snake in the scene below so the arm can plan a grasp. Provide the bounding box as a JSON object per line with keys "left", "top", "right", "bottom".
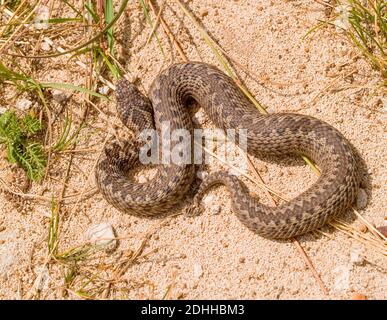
{"left": 95, "top": 62, "right": 360, "bottom": 239}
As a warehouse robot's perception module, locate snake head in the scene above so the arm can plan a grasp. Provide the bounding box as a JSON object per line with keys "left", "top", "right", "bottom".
{"left": 116, "top": 79, "right": 154, "bottom": 133}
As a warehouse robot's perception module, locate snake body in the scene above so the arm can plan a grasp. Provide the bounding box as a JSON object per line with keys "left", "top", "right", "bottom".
{"left": 95, "top": 62, "right": 360, "bottom": 239}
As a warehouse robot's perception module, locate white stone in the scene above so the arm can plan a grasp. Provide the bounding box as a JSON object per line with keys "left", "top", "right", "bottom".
{"left": 98, "top": 85, "right": 110, "bottom": 95}
{"left": 356, "top": 188, "right": 368, "bottom": 210}
{"left": 85, "top": 223, "right": 117, "bottom": 251}
{"left": 41, "top": 40, "right": 51, "bottom": 51}
{"left": 16, "top": 98, "right": 33, "bottom": 111}
{"left": 193, "top": 263, "right": 203, "bottom": 278}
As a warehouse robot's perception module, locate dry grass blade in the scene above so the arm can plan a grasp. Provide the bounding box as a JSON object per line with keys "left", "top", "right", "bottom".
{"left": 147, "top": 0, "right": 187, "bottom": 61}
{"left": 145, "top": 0, "right": 166, "bottom": 46}
{"left": 330, "top": 220, "right": 386, "bottom": 256}
{"left": 0, "top": 176, "right": 97, "bottom": 205}
{"left": 0, "top": 0, "right": 42, "bottom": 54}
{"left": 139, "top": 0, "right": 165, "bottom": 57}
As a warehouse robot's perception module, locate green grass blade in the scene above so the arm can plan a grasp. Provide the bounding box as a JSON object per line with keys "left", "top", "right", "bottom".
{"left": 105, "top": 0, "right": 114, "bottom": 53}
{"left": 40, "top": 82, "right": 109, "bottom": 100}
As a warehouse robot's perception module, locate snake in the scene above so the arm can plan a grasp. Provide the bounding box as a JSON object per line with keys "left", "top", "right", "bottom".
{"left": 95, "top": 62, "right": 360, "bottom": 239}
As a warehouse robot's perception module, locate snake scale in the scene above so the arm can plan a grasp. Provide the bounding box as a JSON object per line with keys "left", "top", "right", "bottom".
{"left": 95, "top": 62, "right": 360, "bottom": 239}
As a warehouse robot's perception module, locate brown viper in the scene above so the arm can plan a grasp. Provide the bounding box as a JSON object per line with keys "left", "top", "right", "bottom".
{"left": 95, "top": 62, "right": 360, "bottom": 239}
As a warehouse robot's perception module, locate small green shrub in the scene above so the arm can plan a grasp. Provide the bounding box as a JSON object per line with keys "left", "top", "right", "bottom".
{"left": 0, "top": 110, "right": 47, "bottom": 181}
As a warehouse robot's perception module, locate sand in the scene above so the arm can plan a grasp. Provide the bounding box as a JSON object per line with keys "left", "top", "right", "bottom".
{"left": 0, "top": 0, "right": 386, "bottom": 300}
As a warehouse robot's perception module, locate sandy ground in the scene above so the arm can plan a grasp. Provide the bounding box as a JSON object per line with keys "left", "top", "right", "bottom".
{"left": 0, "top": 0, "right": 386, "bottom": 299}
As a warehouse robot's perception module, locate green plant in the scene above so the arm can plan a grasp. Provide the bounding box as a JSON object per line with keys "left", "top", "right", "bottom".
{"left": 306, "top": 0, "right": 386, "bottom": 82}
{"left": 0, "top": 61, "right": 108, "bottom": 103}
{"left": 83, "top": 0, "right": 121, "bottom": 79}
{"left": 53, "top": 110, "right": 84, "bottom": 152}
{"left": 344, "top": 0, "right": 386, "bottom": 79}
{"left": 0, "top": 110, "right": 47, "bottom": 181}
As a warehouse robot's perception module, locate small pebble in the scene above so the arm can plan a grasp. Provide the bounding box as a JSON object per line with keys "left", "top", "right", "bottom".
{"left": 221, "top": 240, "right": 229, "bottom": 248}
{"left": 52, "top": 89, "right": 70, "bottom": 104}
{"left": 298, "top": 63, "right": 306, "bottom": 70}
{"left": 257, "top": 163, "right": 268, "bottom": 173}
{"left": 356, "top": 188, "right": 368, "bottom": 209}
{"left": 98, "top": 85, "right": 110, "bottom": 95}
{"left": 41, "top": 40, "right": 51, "bottom": 51}
{"left": 16, "top": 98, "right": 33, "bottom": 111}
{"left": 357, "top": 224, "right": 368, "bottom": 233}
{"left": 199, "top": 9, "right": 208, "bottom": 17}
{"left": 351, "top": 293, "right": 367, "bottom": 300}
{"left": 85, "top": 223, "right": 117, "bottom": 252}
{"left": 350, "top": 246, "right": 365, "bottom": 266}
{"left": 211, "top": 205, "right": 222, "bottom": 215}
{"left": 203, "top": 194, "right": 215, "bottom": 206}
{"left": 193, "top": 263, "right": 203, "bottom": 278}
{"left": 197, "top": 170, "right": 208, "bottom": 180}
{"left": 239, "top": 257, "right": 246, "bottom": 263}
